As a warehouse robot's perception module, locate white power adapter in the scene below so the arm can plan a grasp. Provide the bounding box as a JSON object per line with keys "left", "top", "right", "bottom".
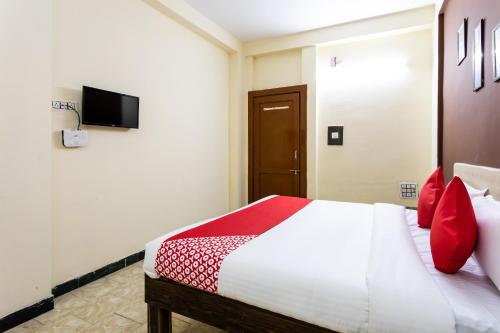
{"left": 62, "top": 129, "right": 89, "bottom": 148}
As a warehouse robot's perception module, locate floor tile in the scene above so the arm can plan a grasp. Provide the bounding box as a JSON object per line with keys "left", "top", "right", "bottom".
{"left": 172, "top": 317, "right": 192, "bottom": 332}
{"left": 71, "top": 301, "right": 116, "bottom": 324}
{"left": 173, "top": 312, "right": 195, "bottom": 324}
{"left": 71, "top": 278, "right": 122, "bottom": 301}
{"left": 131, "top": 318, "right": 192, "bottom": 333}
{"left": 6, "top": 260, "right": 228, "bottom": 332}
{"left": 34, "top": 308, "right": 70, "bottom": 326}
{"left": 131, "top": 323, "right": 147, "bottom": 333}
{"left": 37, "top": 293, "right": 93, "bottom": 325}
{"left": 36, "top": 314, "right": 93, "bottom": 332}
{"left": 54, "top": 293, "right": 93, "bottom": 311}
{"left": 109, "top": 278, "right": 144, "bottom": 301}
{"left": 124, "top": 263, "right": 145, "bottom": 279}
{"left": 104, "top": 272, "right": 131, "bottom": 285}
{"left": 115, "top": 299, "right": 147, "bottom": 324}
{"left": 183, "top": 321, "right": 225, "bottom": 333}
{"left": 83, "top": 314, "right": 141, "bottom": 333}
{"left": 96, "top": 294, "right": 131, "bottom": 310}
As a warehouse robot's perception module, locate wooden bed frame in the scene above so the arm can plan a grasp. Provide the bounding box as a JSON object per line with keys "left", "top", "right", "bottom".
{"left": 145, "top": 163, "right": 500, "bottom": 332}
{"left": 145, "top": 276, "right": 336, "bottom": 333}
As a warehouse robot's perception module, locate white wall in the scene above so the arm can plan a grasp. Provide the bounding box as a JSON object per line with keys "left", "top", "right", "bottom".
{"left": 252, "top": 50, "right": 302, "bottom": 90}
{"left": 317, "top": 29, "right": 433, "bottom": 205}
{"left": 51, "top": 0, "right": 230, "bottom": 285}
{"left": 227, "top": 7, "right": 435, "bottom": 207}
{"left": 0, "top": 0, "right": 53, "bottom": 317}
{"left": 0, "top": 0, "right": 436, "bottom": 319}
{"left": 251, "top": 48, "right": 319, "bottom": 199}
{"left": 301, "top": 47, "right": 319, "bottom": 198}
{"left": 235, "top": 49, "right": 306, "bottom": 203}
{"left": 243, "top": 6, "right": 434, "bottom": 56}
{"left": 228, "top": 52, "right": 245, "bottom": 210}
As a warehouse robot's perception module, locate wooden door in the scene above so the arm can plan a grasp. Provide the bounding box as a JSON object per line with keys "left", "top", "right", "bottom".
{"left": 248, "top": 85, "right": 307, "bottom": 203}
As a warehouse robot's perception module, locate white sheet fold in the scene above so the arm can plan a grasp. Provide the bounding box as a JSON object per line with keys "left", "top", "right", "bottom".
{"left": 367, "top": 204, "right": 455, "bottom": 333}
{"left": 406, "top": 209, "right": 500, "bottom": 333}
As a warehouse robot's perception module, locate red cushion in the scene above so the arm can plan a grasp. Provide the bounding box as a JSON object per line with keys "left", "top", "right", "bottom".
{"left": 430, "top": 177, "right": 478, "bottom": 274}
{"left": 418, "top": 167, "right": 445, "bottom": 228}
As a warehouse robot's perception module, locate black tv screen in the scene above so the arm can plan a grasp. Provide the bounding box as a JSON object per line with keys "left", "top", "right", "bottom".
{"left": 82, "top": 86, "right": 139, "bottom": 129}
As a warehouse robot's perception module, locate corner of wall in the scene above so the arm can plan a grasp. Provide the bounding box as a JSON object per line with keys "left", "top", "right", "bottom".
{"left": 301, "top": 46, "right": 319, "bottom": 199}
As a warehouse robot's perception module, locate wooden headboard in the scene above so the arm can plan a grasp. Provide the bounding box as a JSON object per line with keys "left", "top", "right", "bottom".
{"left": 454, "top": 163, "right": 500, "bottom": 200}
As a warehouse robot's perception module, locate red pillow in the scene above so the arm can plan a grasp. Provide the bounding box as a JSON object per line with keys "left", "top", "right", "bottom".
{"left": 430, "top": 176, "right": 478, "bottom": 274}
{"left": 418, "top": 167, "right": 445, "bottom": 228}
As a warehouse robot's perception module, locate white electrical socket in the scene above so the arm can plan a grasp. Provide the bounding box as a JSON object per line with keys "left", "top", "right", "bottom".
{"left": 52, "top": 100, "right": 79, "bottom": 111}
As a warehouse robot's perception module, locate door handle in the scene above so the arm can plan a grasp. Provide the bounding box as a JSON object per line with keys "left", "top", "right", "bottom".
{"left": 294, "top": 149, "right": 298, "bottom": 160}
{"left": 290, "top": 170, "right": 301, "bottom": 175}
{"left": 263, "top": 106, "right": 290, "bottom": 111}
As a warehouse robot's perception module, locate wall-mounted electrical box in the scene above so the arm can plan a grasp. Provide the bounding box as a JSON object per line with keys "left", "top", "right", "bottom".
{"left": 62, "top": 129, "right": 88, "bottom": 148}
{"left": 328, "top": 126, "right": 344, "bottom": 145}
{"left": 52, "top": 100, "right": 79, "bottom": 111}
{"left": 400, "top": 182, "right": 418, "bottom": 199}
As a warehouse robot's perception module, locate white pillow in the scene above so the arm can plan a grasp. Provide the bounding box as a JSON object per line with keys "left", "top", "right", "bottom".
{"left": 464, "top": 181, "right": 488, "bottom": 199}
{"left": 472, "top": 195, "right": 500, "bottom": 290}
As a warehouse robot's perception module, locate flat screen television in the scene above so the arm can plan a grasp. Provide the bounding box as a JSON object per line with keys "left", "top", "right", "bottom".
{"left": 82, "top": 86, "right": 139, "bottom": 129}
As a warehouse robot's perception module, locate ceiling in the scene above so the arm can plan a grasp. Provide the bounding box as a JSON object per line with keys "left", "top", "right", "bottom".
{"left": 185, "top": 0, "right": 435, "bottom": 41}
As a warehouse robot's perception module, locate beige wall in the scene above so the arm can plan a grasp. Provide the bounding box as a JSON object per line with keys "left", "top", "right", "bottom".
{"left": 0, "top": 0, "right": 436, "bottom": 318}
{"left": 252, "top": 50, "right": 302, "bottom": 90}
{"left": 233, "top": 49, "right": 305, "bottom": 205}
{"left": 301, "top": 47, "right": 319, "bottom": 199}
{"left": 243, "top": 6, "right": 434, "bottom": 56}
{"left": 242, "top": 30, "right": 434, "bottom": 206}
{"left": 243, "top": 49, "right": 320, "bottom": 202}
{"left": 317, "top": 29, "right": 433, "bottom": 206}
{"left": 228, "top": 53, "right": 245, "bottom": 210}
{"left": 0, "top": 0, "right": 53, "bottom": 317}
{"left": 51, "top": 0, "right": 230, "bottom": 285}
{"left": 228, "top": 8, "right": 435, "bottom": 207}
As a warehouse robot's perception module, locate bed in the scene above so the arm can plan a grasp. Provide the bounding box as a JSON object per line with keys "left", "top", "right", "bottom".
{"left": 143, "top": 163, "right": 500, "bottom": 333}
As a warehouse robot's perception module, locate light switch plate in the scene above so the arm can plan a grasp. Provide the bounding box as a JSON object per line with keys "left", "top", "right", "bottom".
{"left": 62, "top": 129, "right": 88, "bottom": 148}
{"left": 328, "top": 126, "right": 344, "bottom": 145}
{"left": 400, "top": 182, "right": 418, "bottom": 199}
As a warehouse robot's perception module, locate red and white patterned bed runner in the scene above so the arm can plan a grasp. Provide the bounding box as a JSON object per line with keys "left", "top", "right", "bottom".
{"left": 155, "top": 196, "right": 312, "bottom": 293}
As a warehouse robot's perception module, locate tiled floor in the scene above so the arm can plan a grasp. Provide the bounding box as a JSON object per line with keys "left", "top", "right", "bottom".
{"left": 7, "top": 261, "right": 224, "bottom": 333}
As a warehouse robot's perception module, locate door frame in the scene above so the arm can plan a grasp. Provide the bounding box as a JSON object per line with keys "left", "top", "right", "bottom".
{"left": 248, "top": 84, "right": 307, "bottom": 202}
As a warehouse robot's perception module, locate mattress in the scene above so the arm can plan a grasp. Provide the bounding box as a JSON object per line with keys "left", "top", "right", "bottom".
{"left": 144, "top": 198, "right": 500, "bottom": 332}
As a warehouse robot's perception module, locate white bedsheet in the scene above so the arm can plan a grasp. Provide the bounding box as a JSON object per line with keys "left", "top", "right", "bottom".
{"left": 406, "top": 209, "right": 500, "bottom": 333}
{"left": 143, "top": 198, "right": 500, "bottom": 332}
{"left": 218, "top": 200, "right": 374, "bottom": 333}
